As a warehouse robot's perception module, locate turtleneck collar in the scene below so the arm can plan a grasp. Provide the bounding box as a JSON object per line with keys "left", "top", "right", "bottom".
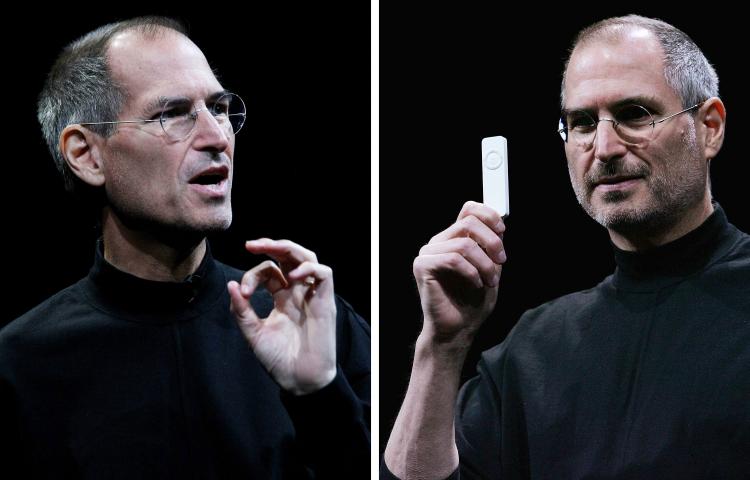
{"left": 611, "top": 203, "right": 742, "bottom": 292}
{"left": 81, "top": 239, "right": 227, "bottom": 324}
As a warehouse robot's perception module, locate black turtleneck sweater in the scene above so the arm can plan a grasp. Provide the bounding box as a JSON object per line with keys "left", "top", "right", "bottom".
{"left": 383, "top": 204, "right": 750, "bottom": 480}
{"left": 0, "top": 242, "right": 370, "bottom": 479}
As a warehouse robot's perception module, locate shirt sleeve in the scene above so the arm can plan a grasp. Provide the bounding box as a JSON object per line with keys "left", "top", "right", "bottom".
{"left": 456, "top": 335, "right": 534, "bottom": 480}
{"left": 453, "top": 357, "right": 504, "bottom": 479}
{"left": 280, "top": 296, "right": 370, "bottom": 478}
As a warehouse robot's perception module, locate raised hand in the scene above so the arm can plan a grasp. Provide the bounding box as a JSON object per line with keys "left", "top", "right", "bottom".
{"left": 413, "top": 201, "right": 507, "bottom": 344}
{"left": 227, "top": 239, "right": 337, "bottom": 395}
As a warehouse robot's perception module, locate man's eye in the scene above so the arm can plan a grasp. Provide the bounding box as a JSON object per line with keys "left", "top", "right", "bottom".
{"left": 160, "top": 104, "right": 190, "bottom": 120}
{"left": 210, "top": 102, "right": 230, "bottom": 115}
{"left": 160, "top": 109, "right": 180, "bottom": 119}
{"left": 568, "top": 113, "right": 595, "bottom": 131}
{"left": 616, "top": 105, "right": 651, "bottom": 124}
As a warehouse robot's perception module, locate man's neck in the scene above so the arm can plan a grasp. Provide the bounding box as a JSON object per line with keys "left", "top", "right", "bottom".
{"left": 608, "top": 197, "right": 714, "bottom": 252}
{"left": 101, "top": 208, "right": 206, "bottom": 282}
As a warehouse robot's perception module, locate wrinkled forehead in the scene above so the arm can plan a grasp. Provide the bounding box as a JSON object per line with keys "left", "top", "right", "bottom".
{"left": 106, "top": 29, "right": 224, "bottom": 111}
{"left": 563, "top": 28, "right": 678, "bottom": 112}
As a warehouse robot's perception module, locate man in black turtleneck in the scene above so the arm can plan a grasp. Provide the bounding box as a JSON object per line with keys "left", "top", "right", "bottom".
{"left": 384, "top": 15, "right": 749, "bottom": 480}
{"left": 0, "top": 17, "right": 369, "bottom": 479}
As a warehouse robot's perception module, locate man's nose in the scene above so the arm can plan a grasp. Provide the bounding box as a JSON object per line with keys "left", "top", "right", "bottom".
{"left": 592, "top": 119, "right": 626, "bottom": 163}
{"left": 192, "top": 108, "right": 231, "bottom": 152}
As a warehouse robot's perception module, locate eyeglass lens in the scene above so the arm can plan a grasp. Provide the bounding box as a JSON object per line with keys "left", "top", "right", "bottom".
{"left": 160, "top": 93, "right": 246, "bottom": 140}
{"left": 561, "top": 104, "right": 653, "bottom": 147}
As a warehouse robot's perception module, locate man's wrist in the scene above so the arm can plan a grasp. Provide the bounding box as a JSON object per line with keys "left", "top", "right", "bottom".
{"left": 417, "top": 322, "right": 476, "bottom": 360}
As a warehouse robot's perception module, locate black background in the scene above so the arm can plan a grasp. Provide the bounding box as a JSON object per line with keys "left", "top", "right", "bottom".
{"left": 1, "top": 6, "right": 370, "bottom": 329}
{"left": 3, "top": 3, "right": 750, "bottom": 458}
{"left": 379, "top": 5, "right": 750, "bottom": 452}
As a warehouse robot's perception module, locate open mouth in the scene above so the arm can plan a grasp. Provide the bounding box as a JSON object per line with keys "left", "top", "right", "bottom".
{"left": 188, "top": 166, "right": 229, "bottom": 197}
{"left": 189, "top": 166, "right": 229, "bottom": 186}
{"left": 191, "top": 173, "right": 225, "bottom": 185}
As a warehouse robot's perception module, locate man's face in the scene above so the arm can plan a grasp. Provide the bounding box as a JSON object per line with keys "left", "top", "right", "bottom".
{"left": 98, "top": 30, "right": 234, "bottom": 236}
{"left": 563, "top": 28, "right": 708, "bottom": 233}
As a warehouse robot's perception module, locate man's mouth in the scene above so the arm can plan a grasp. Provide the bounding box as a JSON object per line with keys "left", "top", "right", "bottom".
{"left": 592, "top": 174, "right": 644, "bottom": 193}
{"left": 595, "top": 174, "right": 643, "bottom": 185}
{"left": 188, "top": 166, "right": 230, "bottom": 198}
{"left": 189, "top": 166, "right": 229, "bottom": 186}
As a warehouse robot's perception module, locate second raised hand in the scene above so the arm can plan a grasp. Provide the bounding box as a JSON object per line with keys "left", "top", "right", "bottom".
{"left": 227, "top": 238, "right": 337, "bottom": 395}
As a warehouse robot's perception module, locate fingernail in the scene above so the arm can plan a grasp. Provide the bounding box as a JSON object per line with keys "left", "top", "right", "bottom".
{"left": 241, "top": 285, "right": 250, "bottom": 296}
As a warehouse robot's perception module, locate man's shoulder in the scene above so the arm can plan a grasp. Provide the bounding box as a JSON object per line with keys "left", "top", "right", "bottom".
{"left": 0, "top": 280, "right": 88, "bottom": 358}
{"left": 722, "top": 223, "right": 750, "bottom": 268}
{"left": 696, "top": 222, "right": 750, "bottom": 295}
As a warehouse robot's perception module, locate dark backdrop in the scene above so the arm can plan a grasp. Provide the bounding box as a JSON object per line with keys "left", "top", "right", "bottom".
{"left": 1, "top": 6, "right": 370, "bottom": 329}
{"left": 379, "top": 5, "right": 750, "bottom": 452}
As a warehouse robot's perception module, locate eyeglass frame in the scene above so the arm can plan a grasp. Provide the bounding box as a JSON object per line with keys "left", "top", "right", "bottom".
{"left": 74, "top": 91, "right": 246, "bottom": 141}
{"left": 557, "top": 100, "right": 705, "bottom": 148}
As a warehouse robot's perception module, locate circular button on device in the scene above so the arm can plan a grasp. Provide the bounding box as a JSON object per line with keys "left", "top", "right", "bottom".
{"left": 485, "top": 150, "right": 503, "bottom": 170}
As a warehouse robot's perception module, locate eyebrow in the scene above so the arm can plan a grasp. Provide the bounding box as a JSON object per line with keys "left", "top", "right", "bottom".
{"left": 140, "top": 90, "right": 232, "bottom": 116}
{"left": 562, "top": 95, "right": 662, "bottom": 117}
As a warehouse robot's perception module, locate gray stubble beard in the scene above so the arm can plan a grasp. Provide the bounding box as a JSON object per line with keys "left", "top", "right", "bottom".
{"left": 568, "top": 125, "right": 708, "bottom": 237}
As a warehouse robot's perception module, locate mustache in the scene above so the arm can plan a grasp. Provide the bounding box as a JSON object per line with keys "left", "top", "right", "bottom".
{"left": 584, "top": 160, "right": 650, "bottom": 190}
{"left": 190, "top": 152, "right": 230, "bottom": 170}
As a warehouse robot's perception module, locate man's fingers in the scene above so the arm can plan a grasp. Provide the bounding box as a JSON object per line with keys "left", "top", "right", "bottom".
{"left": 457, "top": 201, "right": 506, "bottom": 236}
{"left": 228, "top": 280, "right": 252, "bottom": 317}
{"left": 228, "top": 280, "right": 260, "bottom": 336}
{"left": 240, "top": 260, "right": 289, "bottom": 296}
{"left": 429, "top": 214, "right": 506, "bottom": 264}
{"left": 245, "top": 238, "right": 318, "bottom": 271}
{"left": 414, "top": 252, "right": 484, "bottom": 289}
{"left": 229, "top": 260, "right": 291, "bottom": 342}
{"left": 288, "top": 261, "right": 334, "bottom": 297}
{"left": 419, "top": 237, "right": 501, "bottom": 287}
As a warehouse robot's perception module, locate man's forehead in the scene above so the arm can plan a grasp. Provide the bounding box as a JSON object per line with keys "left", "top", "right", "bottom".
{"left": 107, "top": 29, "right": 222, "bottom": 103}
{"left": 563, "top": 29, "right": 676, "bottom": 111}
{"left": 108, "top": 29, "right": 202, "bottom": 65}
{"left": 570, "top": 36, "right": 662, "bottom": 75}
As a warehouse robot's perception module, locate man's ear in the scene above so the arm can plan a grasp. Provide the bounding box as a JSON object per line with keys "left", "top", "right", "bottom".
{"left": 59, "top": 125, "right": 106, "bottom": 187}
{"left": 699, "top": 97, "right": 726, "bottom": 160}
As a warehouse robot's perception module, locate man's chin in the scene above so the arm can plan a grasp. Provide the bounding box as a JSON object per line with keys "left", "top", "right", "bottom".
{"left": 185, "top": 205, "right": 233, "bottom": 232}
{"left": 149, "top": 214, "right": 232, "bottom": 245}
{"left": 586, "top": 193, "right": 649, "bottom": 230}
{"left": 189, "top": 215, "right": 232, "bottom": 235}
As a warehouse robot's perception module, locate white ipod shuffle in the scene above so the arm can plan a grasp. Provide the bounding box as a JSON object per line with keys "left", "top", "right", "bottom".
{"left": 481, "top": 135, "right": 509, "bottom": 217}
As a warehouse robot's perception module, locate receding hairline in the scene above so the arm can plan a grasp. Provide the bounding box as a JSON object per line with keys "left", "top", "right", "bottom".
{"left": 103, "top": 25, "right": 206, "bottom": 101}
{"left": 104, "top": 23, "right": 195, "bottom": 65}
{"left": 562, "top": 24, "right": 666, "bottom": 107}
{"left": 575, "top": 22, "right": 657, "bottom": 49}
{"left": 567, "top": 24, "right": 665, "bottom": 77}
{"left": 112, "top": 19, "right": 188, "bottom": 41}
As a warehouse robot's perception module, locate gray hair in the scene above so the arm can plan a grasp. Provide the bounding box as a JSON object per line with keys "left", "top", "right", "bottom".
{"left": 560, "top": 15, "right": 719, "bottom": 109}
{"left": 37, "top": 16, "right": 188, "bottom": 194}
